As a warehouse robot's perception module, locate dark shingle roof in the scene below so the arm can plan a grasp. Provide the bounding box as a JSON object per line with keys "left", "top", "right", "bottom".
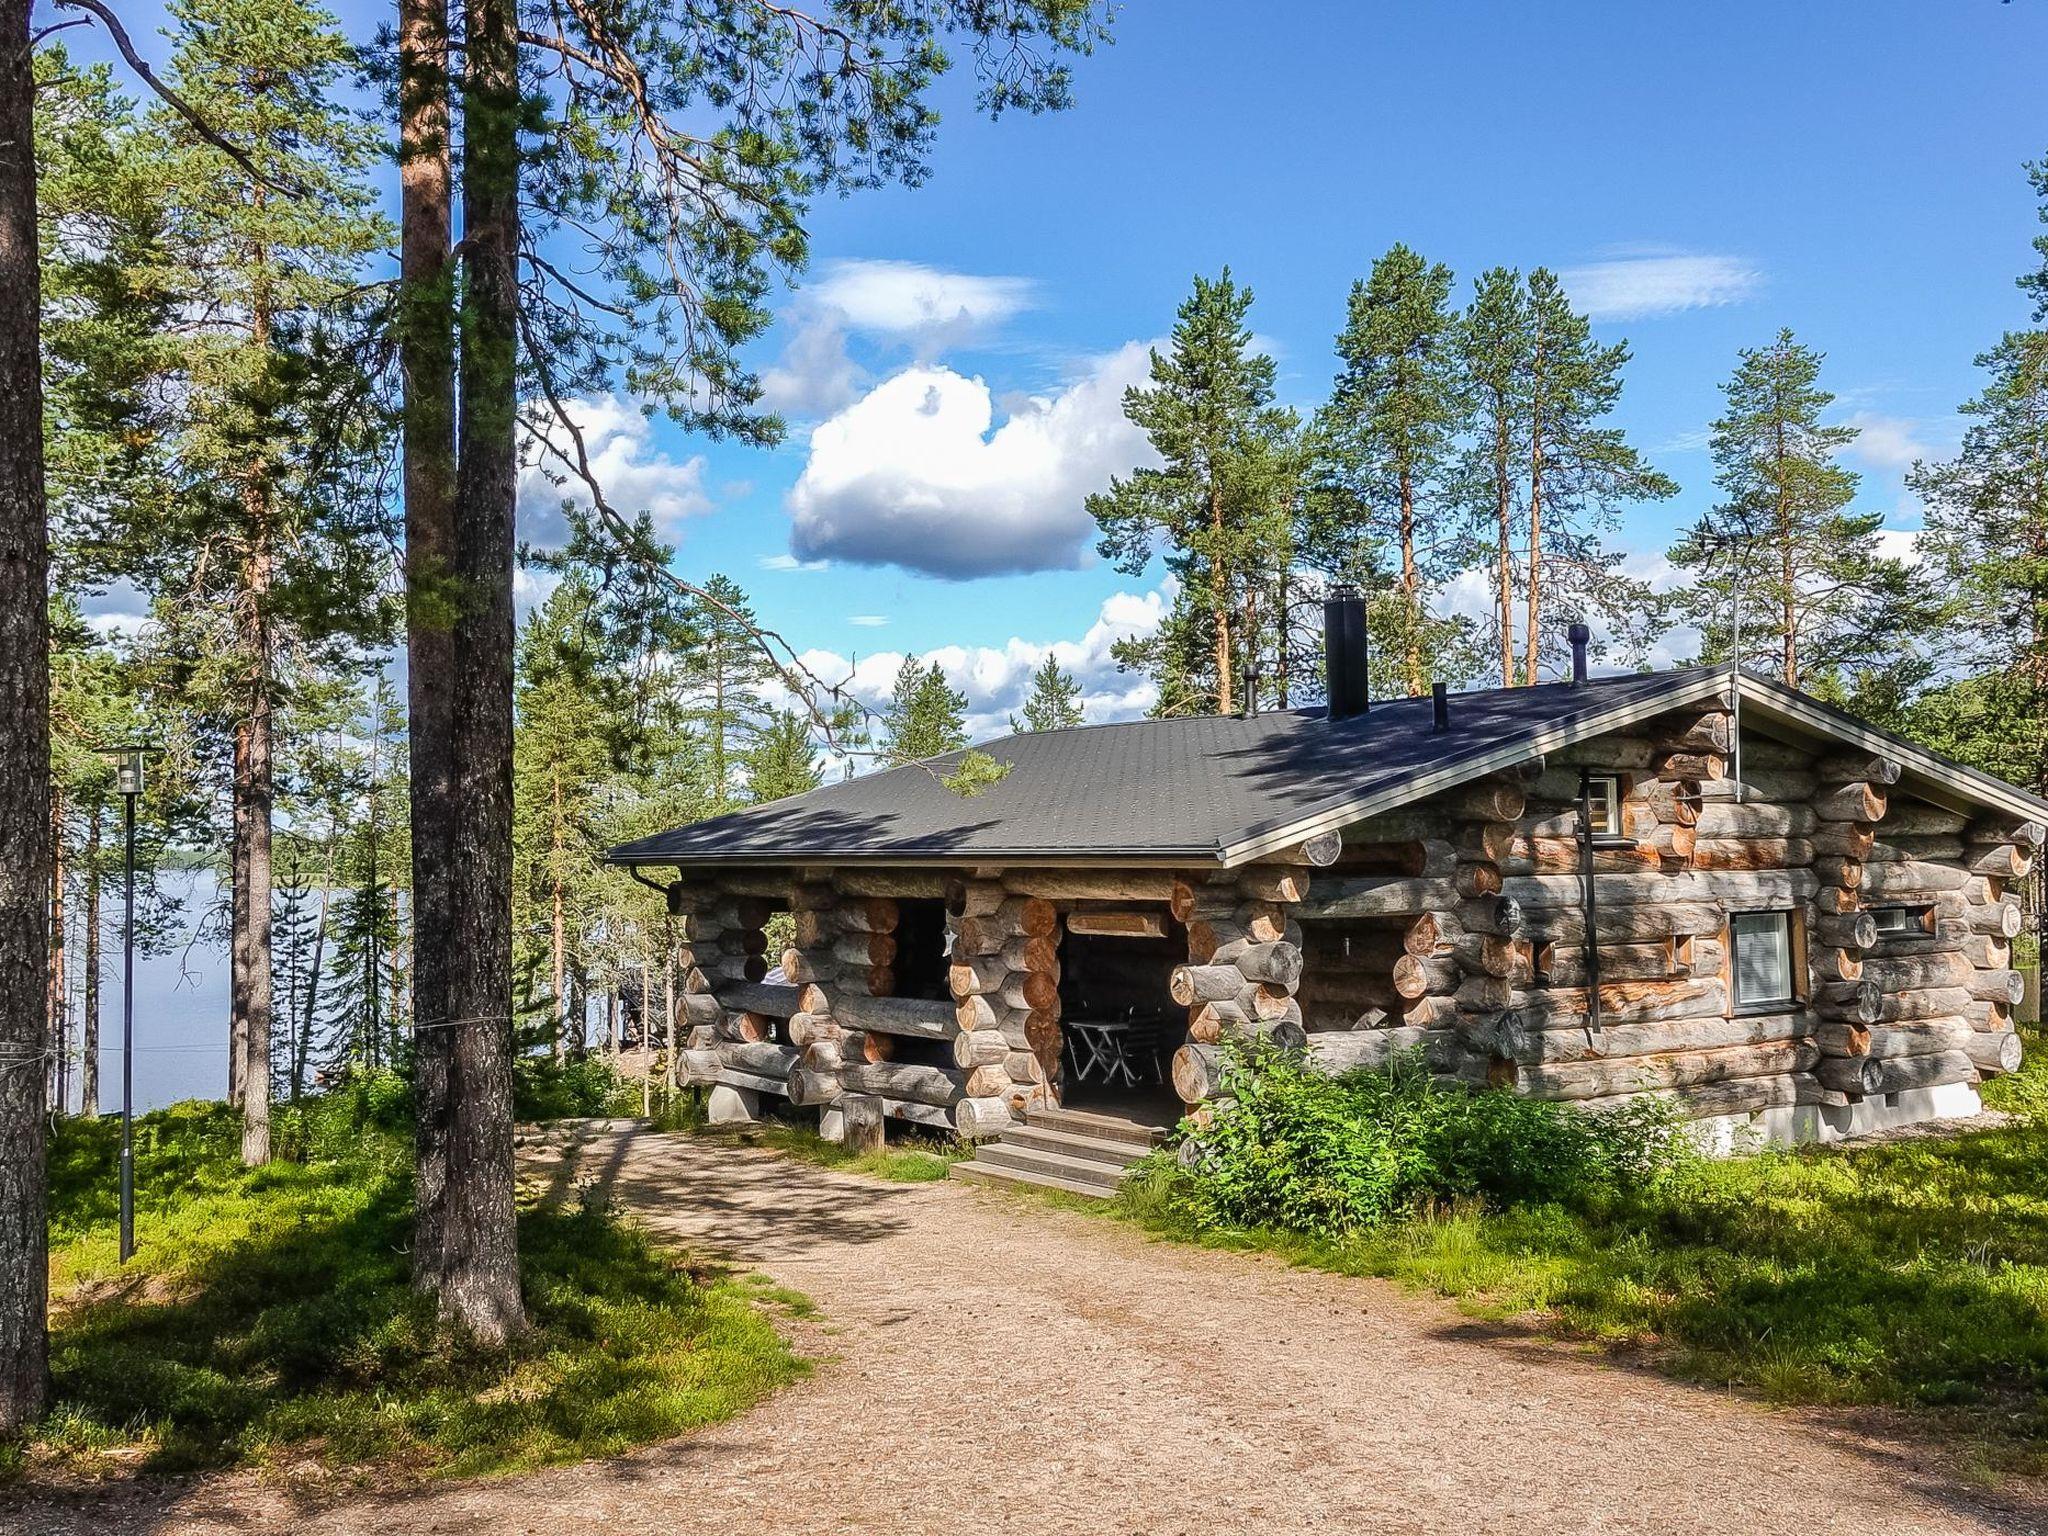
{"left": 607, "top": 668, "right": 1731, "bottom": 869}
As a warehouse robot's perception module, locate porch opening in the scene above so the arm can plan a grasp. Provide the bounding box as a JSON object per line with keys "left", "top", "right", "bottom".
{"left": 1055, "top": 910, "right": 1184, "bottom": 1124}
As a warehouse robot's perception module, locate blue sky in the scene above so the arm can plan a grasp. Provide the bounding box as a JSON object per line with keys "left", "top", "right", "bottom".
{"left": 601, "top": 0, "right": 2048, "bottom": 731}
{"left": 72, "top": 0, "right": 2048, "bottom": 733}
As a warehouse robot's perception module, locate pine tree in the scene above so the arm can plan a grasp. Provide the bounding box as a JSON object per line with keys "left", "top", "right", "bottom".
{"left": 1311, "top": 245, "right": 1468, "bottom": 696}
{"left": 511, "top": 576, "right": 613, "bottom": 1057}
{"left": 1016, "top": 655, "right": 1085, "bottom": 732}
{"left": 1091, "top": 270, "right": 1298, "bottom": 714}
{"left": 1670, "top": 330, "right": 1921, "bottom": 691}
{"left": 1910, "top": 329, "right": 2048, "bottom": 793}
{"left": 880, "top": 659, "right": 970, "bottom": 765}
{"left": 1519, "top": 269, "right": 1676, "bottom": 681}
{"left": 742, "top": 711, "right": 823, "bottom": 803}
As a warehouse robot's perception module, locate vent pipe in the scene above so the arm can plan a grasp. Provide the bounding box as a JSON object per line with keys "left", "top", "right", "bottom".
{"left": 1431, "top": 681, "right": 1450, "bottom": 733}
{"left": 1323, "top": 585, "right": 1369, "bottom": 720}
{"left": 1568, "top": 621, "right": 1591, "bottom": 687}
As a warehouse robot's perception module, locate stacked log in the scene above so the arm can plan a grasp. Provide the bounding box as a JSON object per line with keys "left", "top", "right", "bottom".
{"left": 946, "top": 877, "right": 1056, "bottom": 1122}
{"left": 1171, "top": 865, "right": 1312, "bottom": 1104}
{"left": 1443, "top": 769, "right": 1532, "bottom": 1072}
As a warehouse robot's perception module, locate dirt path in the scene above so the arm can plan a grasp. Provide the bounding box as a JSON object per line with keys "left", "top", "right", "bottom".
{"left": 9, "top": 1121, "right": 2042, "bottom": 1535}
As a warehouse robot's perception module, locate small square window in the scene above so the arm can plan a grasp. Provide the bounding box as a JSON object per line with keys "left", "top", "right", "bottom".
{"left": 1730, "top": 910, "right": 1796, "bottom": 1011}
{"left": 1869, "top": 905, "right": 1927, "bottom": 935}
{"left": 1582, "top": 775, "right": 1622, "bottom": 838}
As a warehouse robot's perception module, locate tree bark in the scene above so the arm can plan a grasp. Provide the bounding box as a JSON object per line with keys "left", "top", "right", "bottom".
{"left": 228, "top": 756, "right": 246, "bottom": 1106}
{"left": 1400, "top": 465, "right": 1421, "bottom": 696}
{"left": 437, "top": 0, "right": 525, "bottom": 1343}
{"left": 400, "top": 0, "right": 459, "bottom": 1295}
{"left": 1523, "top": 365, "right": 1545, "bottom": 686}
{"left": 1209, "top": 482, "right": 1232, "bottom": 714}
{"left": 47, "top": 789, "right": 64, "bottom": 1114}
{"left": 238, "top": 520, "right": 274, "bottom": 1166}
{"left": 81, "top": 811, "right": 99, "bottom": 1118}
{"left": 0, "top": 0, "right": 52, "bottom": 1424}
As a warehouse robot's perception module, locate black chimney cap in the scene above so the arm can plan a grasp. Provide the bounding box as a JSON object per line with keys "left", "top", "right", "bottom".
{"left": 1568, "top": 621, "right": 1591, "bottom": 687}
{"left": 1323, "top": 585, "right": 1370, "bottom": 721}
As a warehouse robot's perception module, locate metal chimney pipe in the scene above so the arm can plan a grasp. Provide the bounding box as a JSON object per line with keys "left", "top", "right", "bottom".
{"left": 1322, "top": 585, "right": 1370, "bottom": 720}
{"left": 1568, "top": 621, "right": 1591, "bottom": 687}
{"left": 1431, "top": 681, "right": 1450, "bottom": 733}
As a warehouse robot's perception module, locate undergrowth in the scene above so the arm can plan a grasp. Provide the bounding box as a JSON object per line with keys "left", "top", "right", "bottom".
{"left": 12, "top": 1078, "right": 801, "bottom": 1485}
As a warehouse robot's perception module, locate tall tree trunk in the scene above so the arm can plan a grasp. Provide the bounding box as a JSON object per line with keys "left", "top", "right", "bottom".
{"left": 239, "top": 528, "right": 274, "bottom": 1165}
{"left": 400, "top": 0, "right": 459, "bottom": 1295}
{"left": 81, "top": 812, "right": 99, "bottom": 1118}
{"left": 550, "top": 770, "right": 565, "bottom": 1063}
{"left": 1495, "top": 415, "right": 1514, "bottom": 687}
{"left": 1524, "top": 421, "right": 1545, "bottom": 687}
{"left": 48, "top": 791, "right": 64, "bottom": 1115}
{"left": 1776, "top": 418, "right": 1796, "bottom": 687}
{"left": 1274, "top": 560, "right": 1290, "bottom": 709}
{"left": 0, "top": 0, "right": 53, "bottom": 1426}
{"left": 228, "top": 761, "right": 247, "bottom": 1106}
{"left": 439, "top": 0, "right": 525, "bottom": 1343}
{"left": 296, "top": 809, "right": 337, "bottom": 1102}
{"left": 1399, "top": 466, "right": 1421, "bottom": 696}
{"left": 1208, "top": 483, "right": 1232, "bottom": 714}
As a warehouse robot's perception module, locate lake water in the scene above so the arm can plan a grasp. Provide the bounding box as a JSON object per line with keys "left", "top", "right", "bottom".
{"left": 67, "top": 868, "right": 232, "bottom": 1114}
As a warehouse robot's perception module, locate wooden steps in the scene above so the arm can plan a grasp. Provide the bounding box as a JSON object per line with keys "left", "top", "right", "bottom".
{"left": 949, "top": 1105, "right": 1169, "bottom": 1200}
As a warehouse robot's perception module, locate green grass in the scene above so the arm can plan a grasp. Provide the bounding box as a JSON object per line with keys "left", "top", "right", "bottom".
{"left": 1110, "top": 1039, "right": 2048, "bottom": 1476}
{"left": 11, "top": 1088, "right": 803, "bottom": 1486}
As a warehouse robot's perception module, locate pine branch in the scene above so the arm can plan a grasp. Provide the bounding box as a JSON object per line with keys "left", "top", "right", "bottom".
{"left": 54, "top": 0, "right": 304, "bottom": 199}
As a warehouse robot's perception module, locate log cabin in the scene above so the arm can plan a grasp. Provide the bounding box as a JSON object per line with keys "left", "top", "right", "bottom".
{"left": 607, "top": 591, "right": 2048, "bottom": 1197}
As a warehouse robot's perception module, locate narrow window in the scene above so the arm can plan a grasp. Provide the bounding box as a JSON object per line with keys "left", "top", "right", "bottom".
{"left": 1582, "top": 774, "right": 1622, "bottom": 839}
{"left": 1729, "top": 910, "right": 1796, "bottom": 1011}
{"left": 1868, "top": 904, "right": 1928, "bottom": 936}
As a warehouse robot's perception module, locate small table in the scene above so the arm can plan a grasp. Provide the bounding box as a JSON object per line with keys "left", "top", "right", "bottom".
{"left": 1064, "top": 1017, "right": 1170, "bottom": 1089}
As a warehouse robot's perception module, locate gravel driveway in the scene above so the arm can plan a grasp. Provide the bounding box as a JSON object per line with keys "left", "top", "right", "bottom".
{"left": 7, "top": 1120, "right": 2042, "bottom": 1535}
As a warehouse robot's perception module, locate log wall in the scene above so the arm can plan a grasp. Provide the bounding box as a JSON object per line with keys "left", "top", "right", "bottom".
{"left": 1261, "top": 703, "right": 2036, "bottom": 1134}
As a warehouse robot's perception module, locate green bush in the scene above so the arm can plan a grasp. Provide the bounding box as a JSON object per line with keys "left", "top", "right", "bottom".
{"left": 1166, "top": 1043, "right": 1690, "bottom": 1238}
{"left": 514, "top": 1053, "right": 631, "bottom": 1122}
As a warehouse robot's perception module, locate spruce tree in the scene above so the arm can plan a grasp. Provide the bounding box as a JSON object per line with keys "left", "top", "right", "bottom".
{"left": 1519, "top": 269, "right": 1676, "bottom": 681}
{"left": 1311, "top": 245, "right": 1467, "bottom": 696}
{"left": 1016, "top": 654, "right": 1085, "bottom": 732}
{"left": 1671, "top": 330, "right": 1921, "bottom": 691}
{"left": 881, "top": 659, "right": 970, "bottom": 765}
{"left": 1910, "top": 329, "right": 2048, "bottom": 793}
{"left": 743, "top": 711, "right": 823, "bottom": 803}
{"left": 1091, "top": 270, "right": 1297, "bottom": 714}
{"left": 683, "top": 573, "right": 773, "bottom": 810}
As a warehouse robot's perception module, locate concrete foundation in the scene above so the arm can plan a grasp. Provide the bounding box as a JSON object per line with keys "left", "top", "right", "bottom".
{"left": 1685, "top": 1081, "right": 1984, "bottom": 1157}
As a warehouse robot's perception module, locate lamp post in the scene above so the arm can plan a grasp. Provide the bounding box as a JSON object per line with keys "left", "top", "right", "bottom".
{"left": 113, "top": 747, "right": 144, "bottom": 1264}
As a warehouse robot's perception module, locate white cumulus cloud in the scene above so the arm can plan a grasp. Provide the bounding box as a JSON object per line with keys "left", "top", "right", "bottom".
{"left": 1844, "top": 412, "right": 1950, "bottom": 474}
{"left": 785, "top": 342, "right": 1158, "bottom": 578}
{"left": 810, "top": 258, "right": 1036, "bottom": 339}
{"left": 518, "top": 395, "right": 711, "bottom": 548}
{"left": 1559, "top": 251, "right": 1762, "bottom": 321}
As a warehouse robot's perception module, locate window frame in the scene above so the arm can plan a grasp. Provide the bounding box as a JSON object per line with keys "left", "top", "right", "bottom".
{"left": 1580, "top": 773, "right": 1627, "bottom": 843}
{"left": 1726, "top": 908, "right": 1802, "bottom": 1016}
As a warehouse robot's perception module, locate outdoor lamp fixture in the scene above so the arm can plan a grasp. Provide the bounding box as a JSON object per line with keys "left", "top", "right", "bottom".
{"left": 105, "top": 745, "right": 149, "bottom": 1264}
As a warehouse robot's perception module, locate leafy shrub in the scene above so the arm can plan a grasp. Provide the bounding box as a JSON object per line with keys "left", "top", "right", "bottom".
{"left": 1166, "top": 1042, "right": 1690, "bottom": 1238}
{"left": 514, "top": 1052, "right": 631, "bottom": 1122}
